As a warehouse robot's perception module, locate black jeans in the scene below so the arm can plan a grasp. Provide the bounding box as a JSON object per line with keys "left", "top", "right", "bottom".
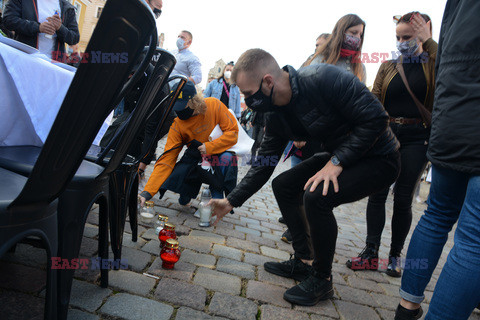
{"left": 366, "top": 123, "right": 429, "bottom": 253}
{"left": 250, "top": 124, "right": 265, "bottom": 160}
{"left": 272, "top": 151, "right": 400, "bottom": 278}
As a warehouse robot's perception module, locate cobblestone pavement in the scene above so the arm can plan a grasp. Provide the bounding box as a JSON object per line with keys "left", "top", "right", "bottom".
{"left": 1, "top": 138, "right": 480, "bottom": 320}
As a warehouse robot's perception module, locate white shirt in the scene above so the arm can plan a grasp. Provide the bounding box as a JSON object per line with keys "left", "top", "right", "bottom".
{"left": 170, "top": 48, "right": 202, "bottom": 84}
{"left": 37, "top": 0, "right": 60, "bottom": 59}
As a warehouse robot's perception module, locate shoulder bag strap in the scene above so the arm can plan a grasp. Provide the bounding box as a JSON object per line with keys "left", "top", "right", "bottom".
{"left": 396, "top": 62, "right": 432, "bottom": 127}
{"left": 222, "top": 79, "right": 230, "bottom": 98}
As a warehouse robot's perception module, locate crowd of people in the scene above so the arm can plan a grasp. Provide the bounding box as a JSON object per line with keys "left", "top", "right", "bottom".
{"left": 1, "top": 0, "right": 479, "bottom": 319}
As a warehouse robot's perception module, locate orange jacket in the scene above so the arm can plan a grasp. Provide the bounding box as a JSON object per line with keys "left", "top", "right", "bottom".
{"left": 143, "top": 97, "right": 239, "bottom": 198}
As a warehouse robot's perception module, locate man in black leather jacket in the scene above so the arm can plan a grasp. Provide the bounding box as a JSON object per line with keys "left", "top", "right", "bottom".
{"left": 3, "top": 0, "right": 79, "bottom": 61}
{"left": 210, "top": 49, "right": 400, "bottom": 306}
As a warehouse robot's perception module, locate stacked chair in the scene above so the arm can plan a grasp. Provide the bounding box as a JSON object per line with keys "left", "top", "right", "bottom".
{"left": 100, "top": 70, "right": 188, "bottom": 262}
{"left": 0, "top": 0, "right": 160, "bottom": 318}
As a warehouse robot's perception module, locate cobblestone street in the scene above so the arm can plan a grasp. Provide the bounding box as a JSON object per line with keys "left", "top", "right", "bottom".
{"left": 1, "top": 138, "right": 479, "bottom": 320}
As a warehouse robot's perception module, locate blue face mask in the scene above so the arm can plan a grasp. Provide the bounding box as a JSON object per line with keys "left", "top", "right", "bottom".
{"left": 397, "top": 38, "right": 419, "bottom": 56}
{"left": 176, "top": 38, "right": 185, "bottom": 50}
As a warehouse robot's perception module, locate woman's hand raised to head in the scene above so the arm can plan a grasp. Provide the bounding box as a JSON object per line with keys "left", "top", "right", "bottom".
{"left": 411, "top": 13, "right": 431, "bottom": 43}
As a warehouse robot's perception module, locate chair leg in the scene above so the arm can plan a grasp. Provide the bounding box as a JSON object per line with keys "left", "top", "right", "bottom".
{"left": 98, "top": 196, "right": 109, "bottom": 288}
{"left": 128, "top": 173, "right": 139, "bottom": 242}
{"left": 108, "top": 171, "right": 126, "bottom": 263}
{"left": 40, "top": 212, "right": 58, "bottom": 320}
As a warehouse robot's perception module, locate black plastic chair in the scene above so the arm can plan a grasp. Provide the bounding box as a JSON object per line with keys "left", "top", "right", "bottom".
{"left": 90, "top": 49, "right": 180, "bottom": 262}
{"left": 0, "top": 0, "right": 156, "bottom": 318}
{"left": 0, "top": 169, "right": 58, "bottom": 320}
{"left": 111, "top": 75, "right": 188, "bottom": 255}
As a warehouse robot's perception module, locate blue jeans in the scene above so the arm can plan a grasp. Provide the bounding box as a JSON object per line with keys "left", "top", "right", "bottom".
{"left": 210, "top": 152, "right": 235, "bottom": 199}
{"left": 291, "top": 155, "right": 302, "bottom": 167}
{"left": 178, "top": 152, "right": 236, "bottom": 204}
{"left": 399, "top": 165, "right": 480, "bottom": 319}
{"left": 114, "top": 99, "right": 125, "bottom": 117}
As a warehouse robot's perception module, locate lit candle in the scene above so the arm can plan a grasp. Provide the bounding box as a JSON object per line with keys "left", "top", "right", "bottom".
{"left": 160, "top": 239, "right": 181, "bottom": 269}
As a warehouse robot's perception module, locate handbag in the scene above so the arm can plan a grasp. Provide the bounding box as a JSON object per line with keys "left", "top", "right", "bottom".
{"left": 396, "top": 62, "right": 432, "bottom": 127}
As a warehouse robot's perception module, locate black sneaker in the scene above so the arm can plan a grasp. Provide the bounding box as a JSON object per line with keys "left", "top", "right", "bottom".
{"left": 394, "top": 304, "right": 423, "bottom": 320}
{"left": 283, "top": 273, "right": 334, "bottom": 306}
{"left": 281, "top": 229, "right": 292, "bottom": 244}
{"left": 386, "top": 255, "right": 402, "bottom": 278}
{"left": 346, "top": 243, "right": 379, "bottom": 271}
{"left": 278, "top": 217, "right": 286, "bottom": 224}
{"left": 264, "top": 255, "right": 312, "bottom": 281}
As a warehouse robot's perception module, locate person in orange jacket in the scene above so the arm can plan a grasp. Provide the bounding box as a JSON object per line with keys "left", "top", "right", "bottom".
{"left": 138, "top": 81, "right": 239, "bottom": 206}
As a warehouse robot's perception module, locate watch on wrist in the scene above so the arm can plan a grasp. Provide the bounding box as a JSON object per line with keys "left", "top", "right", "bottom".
{"left": 331, "top": 155, "right": 341, "bottom": 166}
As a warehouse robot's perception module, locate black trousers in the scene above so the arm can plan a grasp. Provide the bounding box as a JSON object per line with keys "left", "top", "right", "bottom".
{"left": 366, "top": 123, "right": 429, "bottom": 252}
{"left": 272, "top": 151, "right": 400, "bottom": 278}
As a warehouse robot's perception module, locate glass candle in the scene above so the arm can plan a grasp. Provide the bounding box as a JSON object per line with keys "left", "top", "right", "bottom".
{"left": 158, "top": 223, "right": 177, "bottom": 247}
{"left": 140, "top": 201, "right": 155, "bottom": 224}
{"left": 198, "top": 205, "right": 212, "bottom": 227}
{"left": 154, "top": 214, "right": 168, "bottom": 235}
{"left": 160, "top": 239, "right": 181, "bottom": 269}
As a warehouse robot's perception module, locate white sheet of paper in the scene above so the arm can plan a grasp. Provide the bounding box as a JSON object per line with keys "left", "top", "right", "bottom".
{"left": 209, "top": 109, "right": 254, "bottom": 155}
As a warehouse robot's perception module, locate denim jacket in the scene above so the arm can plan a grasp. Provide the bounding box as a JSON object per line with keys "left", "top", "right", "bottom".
{"left": 204, "top": 78, "right": 241, "bottom": 118}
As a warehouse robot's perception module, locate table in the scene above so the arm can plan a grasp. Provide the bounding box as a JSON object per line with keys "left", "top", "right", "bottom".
{"left": 0, "top": 41, "right": 111, "bottom": 147}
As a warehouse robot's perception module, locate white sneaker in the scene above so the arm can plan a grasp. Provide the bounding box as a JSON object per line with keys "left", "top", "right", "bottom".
{"left": 194, "top": 209, "right": 201, "bottom": 218}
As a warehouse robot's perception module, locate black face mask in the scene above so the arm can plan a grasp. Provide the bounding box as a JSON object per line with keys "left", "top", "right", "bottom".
{"left": 153, "top": 9, "right": 162, "bottom": 19}
{"left": 176, "top": 107, "right": 195, "bottom": 120}
{"left": 245, "top": 79, "right": 275, "bottom": 112}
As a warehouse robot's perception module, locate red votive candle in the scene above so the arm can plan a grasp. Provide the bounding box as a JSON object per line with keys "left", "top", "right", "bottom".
{"left": 160, "top": 238, "right": 181, "bottom": 269}
{"left": 158, "top": 223, "right": 177, "bottom": 247}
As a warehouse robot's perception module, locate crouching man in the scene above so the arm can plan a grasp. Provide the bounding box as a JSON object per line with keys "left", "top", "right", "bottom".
{"left": 210, "top": 49, "right": 400, "bottom": 306}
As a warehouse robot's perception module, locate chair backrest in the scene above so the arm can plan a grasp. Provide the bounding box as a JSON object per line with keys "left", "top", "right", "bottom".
{"left": 99, "top": 48, "right": 177, "bottom": 176}
{"left": 10, "top": 0, "right": 156, "bottom": 207}
{"left": 136, "top": 75, "right": 188, "bottom": 162}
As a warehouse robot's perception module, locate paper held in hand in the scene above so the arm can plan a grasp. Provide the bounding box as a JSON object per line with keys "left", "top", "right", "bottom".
{"left": 208, "top": 109, "right": 254, "bottom": 156}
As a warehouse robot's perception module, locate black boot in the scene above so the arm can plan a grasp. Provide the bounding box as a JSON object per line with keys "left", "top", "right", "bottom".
{"left": 346, "top": 243, "right": 379, "bottom": 271}
{"left": 264, "top": 255, "right": 313, "bottom": 281}
{"left": 283, "top": 270, "right": 334, "bottom": 306}
{"left": 386, "top": 248, "right": 402, "bottom": 278}
{"left": 394, "top": 304, "right": 423, "bottom": 320}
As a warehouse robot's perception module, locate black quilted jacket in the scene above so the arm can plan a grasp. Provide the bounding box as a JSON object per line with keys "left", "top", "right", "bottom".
{"left": 427, "top": 0, "right": 480, "bottom": 175}
{"left": 227, "top": 64, "right": 399, "bottom": 207}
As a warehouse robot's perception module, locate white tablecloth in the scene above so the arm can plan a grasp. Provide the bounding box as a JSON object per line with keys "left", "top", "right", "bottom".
{"left": 0, "top": 41, "right": 111, "bottom": 147}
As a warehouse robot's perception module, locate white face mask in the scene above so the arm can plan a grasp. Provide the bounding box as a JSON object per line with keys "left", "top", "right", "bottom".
{"left": 176, "top": 37, "right": 185, "bottom": 50}
{"left": 224, "top": 71, "right": 232, "bottom": 79}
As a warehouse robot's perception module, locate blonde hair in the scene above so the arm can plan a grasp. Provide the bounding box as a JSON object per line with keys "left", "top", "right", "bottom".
{"left": 189, "top": 92, "right": 207, "bottom": 115}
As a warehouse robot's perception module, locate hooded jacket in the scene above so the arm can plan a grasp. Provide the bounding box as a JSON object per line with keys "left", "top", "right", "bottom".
{"left": 3, "top": 0, "right": 80, "bottom": 60}
{"left": 427, "top": 0, "right": 480, "bottom": 174}
{"left": 227, "top": 64, "right": 399, "bottom": 207}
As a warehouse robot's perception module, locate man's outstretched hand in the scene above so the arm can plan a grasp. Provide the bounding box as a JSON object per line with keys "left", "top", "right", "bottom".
{"left": 209, "top": 198, "right": 233, "bottom": 225}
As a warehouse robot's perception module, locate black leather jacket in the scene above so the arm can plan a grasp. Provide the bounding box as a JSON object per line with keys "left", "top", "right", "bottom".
{"left": 227, "top": 64, "right": 399, "bottom": 207}
{"left": 3, "top": 0, "right": 79, "bottom": 60}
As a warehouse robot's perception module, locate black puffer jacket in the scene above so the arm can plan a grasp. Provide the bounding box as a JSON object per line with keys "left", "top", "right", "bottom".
{"left": 427, "top": 0, "right": 480, "bottom": 175}
{"left": 227, "top": 64, "right": 399, "bottom": 207}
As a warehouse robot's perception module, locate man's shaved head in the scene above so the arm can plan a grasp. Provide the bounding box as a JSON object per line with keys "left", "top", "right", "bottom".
{"left": 232, "top": 48, "right": 282, "bottom": 83}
